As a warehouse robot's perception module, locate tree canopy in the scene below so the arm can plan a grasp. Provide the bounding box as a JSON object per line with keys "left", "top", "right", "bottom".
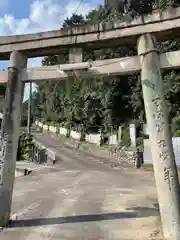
{"left": 30, "top": 1, "right": 180, "bottom": 135}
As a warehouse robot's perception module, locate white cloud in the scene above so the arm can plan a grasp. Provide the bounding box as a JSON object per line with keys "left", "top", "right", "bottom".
{"left": 0, "top": 0, "right": 96, "bottom": 36}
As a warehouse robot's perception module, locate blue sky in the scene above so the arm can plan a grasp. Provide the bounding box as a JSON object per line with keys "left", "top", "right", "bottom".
{"left": 0, "top": 0, "right": 103, "bottom": 99}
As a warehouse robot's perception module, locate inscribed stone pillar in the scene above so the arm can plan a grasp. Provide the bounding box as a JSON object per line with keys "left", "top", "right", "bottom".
{"left": 138, "top": 33, "right": 180, "bottom": 240}
{"left": 0, "top": 51, "right": 27, "bottom": 227}
{"left": 129, "top": 124, "right": 136, "bottom": 147}
{"left": 117, "top": 126, "right": 122, "bottom": 146}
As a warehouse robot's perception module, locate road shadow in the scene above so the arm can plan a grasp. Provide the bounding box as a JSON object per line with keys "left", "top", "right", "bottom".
{"left": 126, "top": 206, "right": 160, "bottom": 217}
{"left": 9, "top": 207, "right": 159, "bottom": 228}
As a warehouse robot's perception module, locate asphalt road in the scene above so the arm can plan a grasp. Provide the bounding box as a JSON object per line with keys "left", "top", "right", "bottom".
{"left": 1, "top": 132, "right": 163, "bottom": 240}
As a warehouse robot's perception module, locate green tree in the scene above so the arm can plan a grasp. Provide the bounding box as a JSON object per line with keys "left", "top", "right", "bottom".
{"left": 63, "top": 14, "right": 86, "bottom": 28}
{"left": 32, "top": 1, "right": 180, "bottom": 135}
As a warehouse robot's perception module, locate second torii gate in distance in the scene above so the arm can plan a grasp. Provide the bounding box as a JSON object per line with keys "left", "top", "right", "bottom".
{"left": 0, "top": 7, "right": 180, "bottom": 240}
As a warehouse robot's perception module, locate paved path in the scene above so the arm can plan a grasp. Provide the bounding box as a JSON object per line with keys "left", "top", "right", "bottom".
{"left": 1, "top": 133, "right": 163, "bottom": 240}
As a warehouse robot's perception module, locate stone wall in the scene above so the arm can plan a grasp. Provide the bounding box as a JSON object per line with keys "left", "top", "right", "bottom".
{"left": 35, "top": 121, "right": 138, "bottom": 147}
{"left": 35, "top": 121, "right": 143, "bottom": 168}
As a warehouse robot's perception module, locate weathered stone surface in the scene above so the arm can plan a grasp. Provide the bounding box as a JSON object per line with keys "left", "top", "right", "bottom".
{"left": 138, "top": 34, "right": 180, "bottom": 239}
{"left": 0, "top": 51, "right": 27, "bottom": 227}
{"left": 0, "top": 7, "right": 179, "bottom": 59}
{"left": 33, "top": 140, "right": 57, "bottom": 166}
{"left": 1, "top": 49, "right": 180, "bottom": 84}
{"left": 46, "top": 148, "right": 57, "bottom": 166}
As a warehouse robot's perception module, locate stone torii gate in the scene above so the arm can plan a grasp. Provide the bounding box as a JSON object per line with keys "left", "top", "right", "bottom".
{"left": 0, "top": 7, "right": 180, "bottom": 239}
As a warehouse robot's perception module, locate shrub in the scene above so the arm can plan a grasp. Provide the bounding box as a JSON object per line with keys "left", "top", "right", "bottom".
{"left": 17, "top": 133, "right": 34, "bottom": 161}
{"left": 175, "top": 130, "right": 180, "bottom": 137}
{"left": 172, "top": 116, "right": 180, "bottom": 136}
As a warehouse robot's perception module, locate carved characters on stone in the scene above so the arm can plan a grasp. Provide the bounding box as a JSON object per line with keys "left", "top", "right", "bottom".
{"left": 157, "top": 140, "right": 166, "bottom": 148}
{"left": 152, "top": 94, "right": 175, "bottom": 191}
{"left": 155, "top": 122, "right": 164, "bottom": 133}
{"left": 159, "top": 150, "right": 169, "bottom": 163}
{"left": 0, "top": 133, "right": 8, "bottom": 185}
{"left": 164, "top": 166, "right": 175, "bottom": 191}
{"left": 142, "top": 79, "right": 156, "bottom": 90}
{"left": 152, "top": 95, "right": 165, "bottom": 132}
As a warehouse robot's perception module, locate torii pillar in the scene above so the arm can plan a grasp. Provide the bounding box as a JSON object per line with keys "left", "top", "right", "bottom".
{"left": 0, "top": 51, "right": 27, "bottom": 227}
{"left": 138, "top": 33, "right": 180, "bottom": 240}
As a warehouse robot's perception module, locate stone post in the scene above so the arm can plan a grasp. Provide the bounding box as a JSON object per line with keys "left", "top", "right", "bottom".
{"left": 27, "top": 82, "right": 32, "bottom": 134}
{"left": 117, "top": 126, "right": 122, "bottom": 146}
{"left": 137, "top": 34, "right": 180, "bottom": 240}
{"left": 69, "top": 47, "right": 84, "bottom": 139}
{"left": 129, "top": 124, "right": 136, "bottom": 147}
{"left": 0, "top": 51, "right": 27, "bottom": 227}
{"left": 69, "top": 48, "right": 83, "bottom": 63}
